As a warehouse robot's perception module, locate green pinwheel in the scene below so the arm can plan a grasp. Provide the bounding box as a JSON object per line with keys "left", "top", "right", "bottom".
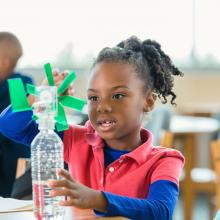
{"left": 8, "top": 63, "right": 86, "bottom": 131}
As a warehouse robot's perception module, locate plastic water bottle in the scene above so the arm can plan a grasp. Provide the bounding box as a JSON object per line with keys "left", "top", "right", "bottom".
{"left": 31, "top": 87, "right": 65, "bottom": 220}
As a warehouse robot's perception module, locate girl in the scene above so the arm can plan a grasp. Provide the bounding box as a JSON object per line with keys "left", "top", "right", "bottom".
{"left": 0, "top": 36, "right": 184, "bottom": 219}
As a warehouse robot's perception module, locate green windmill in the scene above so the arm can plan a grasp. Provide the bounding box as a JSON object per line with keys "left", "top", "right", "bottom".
{"left": 8, "top": 63, "right": 86, "bottom": 131}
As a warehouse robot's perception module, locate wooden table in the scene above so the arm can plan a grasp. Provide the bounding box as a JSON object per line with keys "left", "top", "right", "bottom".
{"left": 170, "top": 115, "right": 220, "bottom": 220}
{"left": 0, "top": 207, "right": 128, "bottom": 220}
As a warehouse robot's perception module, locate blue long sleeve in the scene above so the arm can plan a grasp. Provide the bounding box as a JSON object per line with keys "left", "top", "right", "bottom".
{"left": 100, "top": 180, "right": 178, "bottom": 220}
{"left": 0, "top": 106, "right": 64, "bottom": 145}
{"left": 0, "top": 106, "right": 38, "bottom": 146}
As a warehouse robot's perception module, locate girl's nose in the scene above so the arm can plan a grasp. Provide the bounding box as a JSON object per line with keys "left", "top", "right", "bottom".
{"left": 97, "top": 100, "right": 112, "bottom": 113}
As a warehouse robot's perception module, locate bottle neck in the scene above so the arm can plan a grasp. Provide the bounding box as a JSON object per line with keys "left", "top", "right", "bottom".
{"left": 38, "top": 116, "right": 55, "bottom": 131}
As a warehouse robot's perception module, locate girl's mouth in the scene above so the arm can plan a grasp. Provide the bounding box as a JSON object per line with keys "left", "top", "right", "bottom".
{"left": 97, "top": 120, "right": 116, "bottom": 132}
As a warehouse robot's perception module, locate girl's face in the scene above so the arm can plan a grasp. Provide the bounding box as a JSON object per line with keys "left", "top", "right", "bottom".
{"left": 87, "top": 61, "right": 155, "bottom": 150}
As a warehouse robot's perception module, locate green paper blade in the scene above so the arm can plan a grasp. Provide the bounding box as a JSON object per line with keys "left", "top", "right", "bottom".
{"left": 56, "top": 122, "right": 69, "bottom": 132}
{"left": 55, "top": 103, "right": 69, "bottom": 131}
{"left": 44, "top": 63, "right": 55, "bottom": 86}
{"left": 57, "top": 71, "right": 76, "bottom": 95}
{"left": 32, "top": 115, "right": 38, "bottom": 121}
{"left": 27, "top": 84, "right": 36, "bottom": 95}
{"left": 59, "top": 95, "right": 86, "bottom": 111}
{"left": 8, "top": 79, "right": 31, "bottom": 112}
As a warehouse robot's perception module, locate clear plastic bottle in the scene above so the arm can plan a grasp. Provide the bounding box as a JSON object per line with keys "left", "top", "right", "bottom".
{"left": 31, "top": 87, "right": 65, "bottom": 220}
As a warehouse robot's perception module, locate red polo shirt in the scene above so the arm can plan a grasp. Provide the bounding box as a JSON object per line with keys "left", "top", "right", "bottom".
{"left": 64, "top": 121, "right": 184, "bottom": 199}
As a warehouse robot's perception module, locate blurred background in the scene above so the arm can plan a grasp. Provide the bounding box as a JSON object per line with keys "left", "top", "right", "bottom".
{"left": 1, "top": 0, "right": 220, "bottom": 219}
{"left": 1, "top": 0, "right": 220, "bottom": 107}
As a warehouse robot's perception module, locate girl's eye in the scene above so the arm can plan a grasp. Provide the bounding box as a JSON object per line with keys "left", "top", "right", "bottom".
{"left": 112, "top": 94, "right": 125, "bottom": 99}
{"left": 88, "top": 96, "right": 98, "bottom": 102}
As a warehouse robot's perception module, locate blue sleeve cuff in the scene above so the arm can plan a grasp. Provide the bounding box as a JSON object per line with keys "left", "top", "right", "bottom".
{"left": 94, "top": 180, "right": 179, "bottom": 220}
{"left": 102, "top": 191, "right": 148, "bottom": 219}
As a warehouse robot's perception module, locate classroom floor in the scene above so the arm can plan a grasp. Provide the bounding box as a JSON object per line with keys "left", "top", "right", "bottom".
{"left": 173, "top": 194, "right": 215, "bottom": 220}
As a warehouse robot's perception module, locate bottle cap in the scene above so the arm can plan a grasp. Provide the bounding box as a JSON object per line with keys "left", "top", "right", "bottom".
{"left": 32, "top": 86, "right": 57, "bottom": 118}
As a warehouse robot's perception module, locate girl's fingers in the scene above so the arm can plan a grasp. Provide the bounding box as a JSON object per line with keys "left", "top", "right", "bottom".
{"left": 47, "top": 179, "right": 72, "bottom": 188}
{"left": 69, "top": 83, "right": 74, "bottom": 90}
{"left": 59, "top": 199, "right": 78, "bottom": 206}
{"left": 52, "top": 69, "right": 69, "bottom": 79}
{"left": 53, "top": 75, "right": 63, "bottom": 82}
{"left": 57, "top": 169, "right": 73, "bottom": 181}
{"left": 67, "top": 87, "right": 74, "bottom": 96}
{"left": 52, "top": 68, "right": 60, "bottom": 75}
{"left": 43, "top": 69, "right": 74, "bottom": 95}
{"left": 62, "top": 70, "right": 69, "bottom": 77}
{"left": 53, "top": 76, "right": 66, "bottom": 87}
{"left": 50, "top": 188, "right": 77, "bottom": 198}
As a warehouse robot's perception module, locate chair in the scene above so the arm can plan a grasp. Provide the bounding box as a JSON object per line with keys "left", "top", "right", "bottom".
{"left": 156, "top": 129, "right": 215, "bottom": 220}
{"left": 159, "top": 131, "right": 215, "bottom": 219}
{"left": 171, "top": 114, "right": 220, "bottom": 220}
{"left": 11, "top": 158, "right": 32, "bottom": 200}
{"left": 144, "top": 105, "right": 173, "bottom": 145}
{"left": 177, "top": 136, "right": 216, "bottom": 220}
{"left": 211, "top": 140, "right": 220, "bottom": 210}
{"left": 159, "top": 131, "right": 173, "bottom": 148}
{"left": 166, "top": 120, "right": 217, "bottom": 220}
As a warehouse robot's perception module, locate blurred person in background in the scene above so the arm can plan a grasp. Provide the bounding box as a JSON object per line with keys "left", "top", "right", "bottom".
{"left": 0, "top": 32, "right": 33, "bottom": 197}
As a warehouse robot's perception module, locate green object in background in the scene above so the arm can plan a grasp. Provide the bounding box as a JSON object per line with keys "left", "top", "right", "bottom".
{"left": 8, "top": 79, "right": 31, "bottom": 112}
{"left": 7, "top": 63, "right": 86, "bottom": 131}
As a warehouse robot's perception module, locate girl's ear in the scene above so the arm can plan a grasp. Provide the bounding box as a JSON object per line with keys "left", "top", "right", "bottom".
{"left": 143, "top": 92, "right": 157, "bottom": 112}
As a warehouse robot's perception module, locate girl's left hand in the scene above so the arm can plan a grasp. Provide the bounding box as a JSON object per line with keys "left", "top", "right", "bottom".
{"left": 41, "top": 70, "right": 74, "bottom": 96}
{"left": 47, "top": 169, "right": 108, "bottom": 212}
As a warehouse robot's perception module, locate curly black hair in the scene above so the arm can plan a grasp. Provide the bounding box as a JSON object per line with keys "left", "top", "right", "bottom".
{"left": 93, "top": 36, "right": 183, "bottom": 105}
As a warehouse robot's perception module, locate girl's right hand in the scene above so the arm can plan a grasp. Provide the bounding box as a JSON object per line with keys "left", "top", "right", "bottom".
{"left": 48, "top": 169, "right": 108, "bottom": 212}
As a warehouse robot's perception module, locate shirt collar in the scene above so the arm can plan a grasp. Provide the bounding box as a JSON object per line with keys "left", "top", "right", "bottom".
{"left": 84, "top": 121, "right": 153, "bottom": 164}
{"left": 121, "top": 128, "right": 153, "bottom": 165}
{"left": 84, "top": 121, "right": 104, "bottom": 148}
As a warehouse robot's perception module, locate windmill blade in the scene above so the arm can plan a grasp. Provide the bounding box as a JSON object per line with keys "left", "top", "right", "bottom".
{"left": 32, "top": 115, "right": 38, "bottom": 121}
{"left": 55, "top": 103, "right": 69, "bottom": 131}
{"left": 7, "top": 63, "right": 86, "bottom": 132}
{"left": 26, "top": 83, "right": 36, "bottom": 96}
{"left": 59, "top": 95, "right": 86, "bottom": 111}
{"left": 44, "top": 63, "right": 55, "bottom": 86}
{"left": 57, "top": 71, "right": 76, "bottom": 95}
{"left": 8, "top": 78, "right": 31, "bottom": 112}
